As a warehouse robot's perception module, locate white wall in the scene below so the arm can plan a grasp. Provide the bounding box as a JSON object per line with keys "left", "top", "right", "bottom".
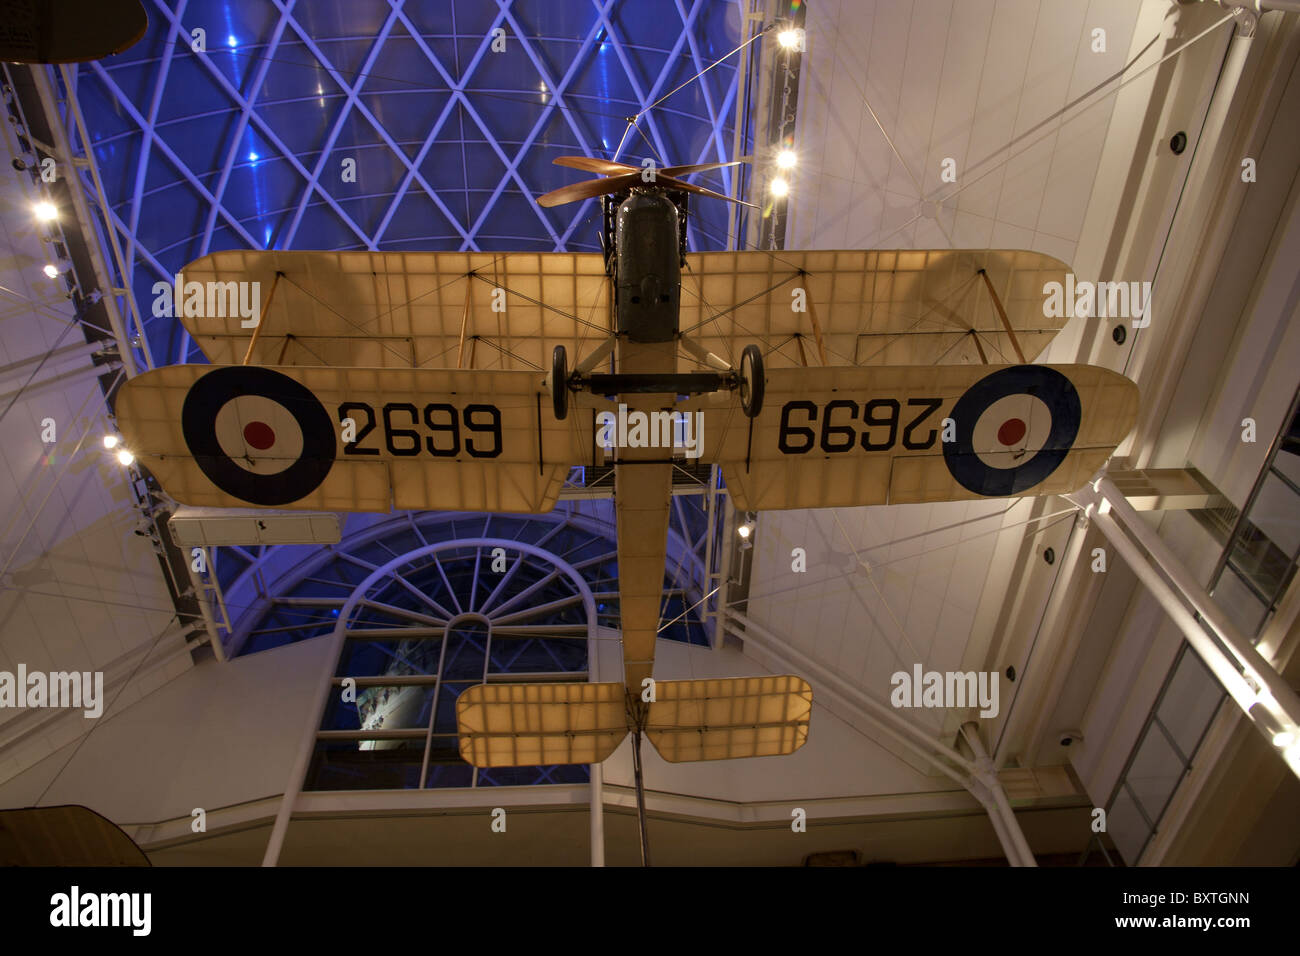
{"left": 0, "top": 133, "right": 185, "bottom": 745}
{"left": 0, "top": 635, "right": 328, "bottom": 824}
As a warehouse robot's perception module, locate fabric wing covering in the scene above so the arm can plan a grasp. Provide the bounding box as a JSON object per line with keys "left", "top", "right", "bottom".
{"left": 456, "top": 681, "right": 628, "bottom": 768}
{"left": 114, "top": 364, "right": 587, "bottom": 514}
{"left": 645, "top": 675, "right": 814, "bottom": 763}
{"left": 696, "top": 363, "right": 1139, "bottom": 512}
{"left": 172, "top": 248, "right": 1069, "bottom": 371}
{"left": 455, "top": 676, "right": 813, "bottom": 767}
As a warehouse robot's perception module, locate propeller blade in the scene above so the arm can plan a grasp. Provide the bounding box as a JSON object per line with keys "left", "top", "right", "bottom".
{"left": 536, "top": 171, "right": 644, "bottom": 207}
{"left": 657, "top": 173, "right": 757, "bottom": 208}
{"left": 658, "top": 160, "right": 746, "bottom": 178}
{"left": 553, "top": 156, "right": 639, "bottom": 176}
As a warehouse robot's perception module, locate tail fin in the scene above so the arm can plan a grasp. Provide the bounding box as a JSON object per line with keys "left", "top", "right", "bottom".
{"left": 646, "top": 675, "right": 812, "bottom": 762}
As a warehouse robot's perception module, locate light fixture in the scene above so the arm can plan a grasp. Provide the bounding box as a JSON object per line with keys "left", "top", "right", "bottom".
{"left": 34, "top": 200, "right": 56, "bottom": 221}
{"left": 777, "top": 28, "right": 801, "bottom": 49}
{"left": 103, "top": 434, "right": 119, "bottom": 449}
{"left": 116, "top": 449, "right": 134, "bottom": 466}
{"left": 43, "top": 263, "right": 60, "bottom": 278}
{"left": 776, "top": 149, "right": 796, "bottom": 169}
{"left": 770, "top": 177, "right": 789, "bottom": 197}
{"left": 1273, "top": 730, "right": 1296, "bottom": 749}
{"left": 737, "top": 523, "right": 752, "bottom": 539}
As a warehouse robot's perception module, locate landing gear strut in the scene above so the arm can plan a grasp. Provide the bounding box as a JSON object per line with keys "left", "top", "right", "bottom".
{"left": 546, "top": 341, "right": 766, "bottom": 420}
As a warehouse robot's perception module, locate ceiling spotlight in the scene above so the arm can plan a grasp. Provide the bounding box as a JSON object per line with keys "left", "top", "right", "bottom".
{"left": 116, "top": 449, "right": 135, "bottom": 466}
{"left": 103, "top": 434, "right": 119, "bottom": 449}
{"left": 1273, "top": 730, "right": 1295, "bottom": 749}
{"left": 43, "top": 263, "right": 60, "bottom": 278}
{"left": 775, "top": 149, "right": 796, "bottom": 169}
{"left": 737, "top": 519, "right": 755, "bottom": 539}
{"left": 770, "top": 177, "right": 789, "bottom": 198}
{"left": 34, "top": 200, "right": 56, "bottom": 221}
{"left": 777, "top": 28, "right": 802, "bottom": 49}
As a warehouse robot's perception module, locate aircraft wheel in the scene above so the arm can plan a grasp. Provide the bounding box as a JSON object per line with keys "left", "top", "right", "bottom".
{"left": 739, "top": 344, "right": 764, "bottom": 418}
{"left": 551, "top": 345, "right": 569, "bottom": 420}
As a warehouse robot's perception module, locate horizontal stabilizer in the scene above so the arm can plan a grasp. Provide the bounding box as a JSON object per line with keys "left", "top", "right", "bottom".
{"left": 456, "top": 681, "right": 628, "bottom": 768}
{"left": 646, "top": 675, "right": 813, "bottom": 763}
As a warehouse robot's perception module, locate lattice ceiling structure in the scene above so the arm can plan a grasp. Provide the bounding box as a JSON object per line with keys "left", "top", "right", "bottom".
{"left": 76, "top": 0, "right": 745, "bottom": 370}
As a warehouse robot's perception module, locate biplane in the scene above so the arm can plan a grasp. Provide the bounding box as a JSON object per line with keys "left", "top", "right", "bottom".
{"left": 114, "top": 156, "right": 1139, "bottom": 861}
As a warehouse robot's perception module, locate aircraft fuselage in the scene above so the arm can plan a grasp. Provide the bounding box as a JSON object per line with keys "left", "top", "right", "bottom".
{"left": 613, "top": 191, "right": 683, "bottom": 343}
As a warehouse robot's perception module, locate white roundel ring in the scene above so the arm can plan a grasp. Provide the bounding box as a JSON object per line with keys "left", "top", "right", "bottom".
{"left": 942, "top": 366, "right": 1082, "bottom": 496}
{"left": 969, "top": 393, "right": 1054, "bottom": 471}
{"left": 212, "top": 394, "right": 304, "bottom": 476}
{"left": 181, "top": 367, "right": 335, "bottom": 506}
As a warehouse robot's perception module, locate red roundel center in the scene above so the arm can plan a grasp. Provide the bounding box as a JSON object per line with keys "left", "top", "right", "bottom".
{"left": 243, "top": 421, "right": 276, "bottom": 450}
{"left": 997, "top": 418, "right": 1027, "bottom": 447}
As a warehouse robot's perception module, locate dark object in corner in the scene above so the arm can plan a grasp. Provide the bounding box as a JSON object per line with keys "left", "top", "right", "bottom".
{"left": 0, "top": 804, "right": 150, "bottom": 866}
{"left": 0, "top": 0, "right": 147, "bottom": 63}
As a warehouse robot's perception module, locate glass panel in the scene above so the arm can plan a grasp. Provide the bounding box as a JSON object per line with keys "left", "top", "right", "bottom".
{"left": 1211, "top": 564, "right": 1268, "bottom": 636}
{"left": 1155, "top": 649, "right": 1224, "bottom": 758}
{"left": 425, "top": 735, "right": 473, "bottom": 788}
{"left": 434, "top": 681, "right": 475, "bottom": 735}
{"left": 488, "top": 635, "right": 586, "bottom": 673}
{"left": 1273, "top": 448, "right": 1300, "bottom": 490}
{"left": 441, "top": 624, "right": 489, "bottom": 679}
{"left": 321, "top": 682, "right": 436, "bottom": 732}
{"left": 477, "top": 764, "right": 591, "bottom": 787}
{"left": 1248, "top": 471, "right": 1300, "bottom": 558}
{"left": 305, "top": 739, "right": 425, "bottom": 791}
{"left": 1127, "top": 722, "right": 1186, "bottom": 824}
{"left": 1108, "top": 784, "right": 1151, "bottom": 865}
{"left": 335, "top": 636, "right": 441, "bottom": 678}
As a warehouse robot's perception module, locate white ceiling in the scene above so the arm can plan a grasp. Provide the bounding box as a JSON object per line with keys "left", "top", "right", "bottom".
{"left": 789, "top": 0, "right": 1142, "bottom": 263}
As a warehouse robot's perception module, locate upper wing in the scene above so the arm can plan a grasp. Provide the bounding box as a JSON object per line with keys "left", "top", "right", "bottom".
{"left": 699, "top": 363, "right": 1138, "bottom": 512}
{"left": 172, "top": 249, "right": 611, "bottom": 369}
{"left": 114, "top": 364, "right": 587, "bottom": 514}
{"left": 684, "top": 249, "right": 1070, "bottom": 368}
{"left": 170, "top": 248, "right": 1067, "bottom": 371}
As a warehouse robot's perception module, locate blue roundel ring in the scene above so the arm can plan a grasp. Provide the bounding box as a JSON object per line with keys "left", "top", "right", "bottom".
{"left": 181, "top": 366, "right": 335, "bottom": 506}
{"left": 942, "top": 366, "right": 1081, "bottom": 497}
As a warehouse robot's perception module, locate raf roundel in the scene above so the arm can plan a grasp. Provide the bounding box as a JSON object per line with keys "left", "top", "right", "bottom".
{"left": 181, "top": 367, "right": 336, "bottom": 506}
{"left": 942, "top": 366, "right": 1081, "bottom": 497}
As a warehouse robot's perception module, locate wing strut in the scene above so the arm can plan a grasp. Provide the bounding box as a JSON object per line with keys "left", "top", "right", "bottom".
{"left": 978, "top": 268, "right": 1027, "bottom": 364}
{"left": 242, "top": 271, "right": 283, "bottom": 365}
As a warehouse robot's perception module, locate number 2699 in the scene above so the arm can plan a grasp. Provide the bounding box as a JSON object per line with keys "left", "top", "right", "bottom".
{"left": 777, "top": 398, "right": 943, "bottom": 454}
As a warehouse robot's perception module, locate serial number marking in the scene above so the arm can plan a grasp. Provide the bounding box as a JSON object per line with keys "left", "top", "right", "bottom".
{"left": 338, "top": 401, "right": 503, "bottom": 459}
{"left": 777, "top": 398, "right": 944, "bottom": 454}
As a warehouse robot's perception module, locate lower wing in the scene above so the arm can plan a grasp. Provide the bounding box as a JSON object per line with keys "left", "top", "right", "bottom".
{"left": 699, "top": 363, "right": 1139, "bottom": 511}
{"left": 113, "top": 364, "right": 586, "bottom": 513}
